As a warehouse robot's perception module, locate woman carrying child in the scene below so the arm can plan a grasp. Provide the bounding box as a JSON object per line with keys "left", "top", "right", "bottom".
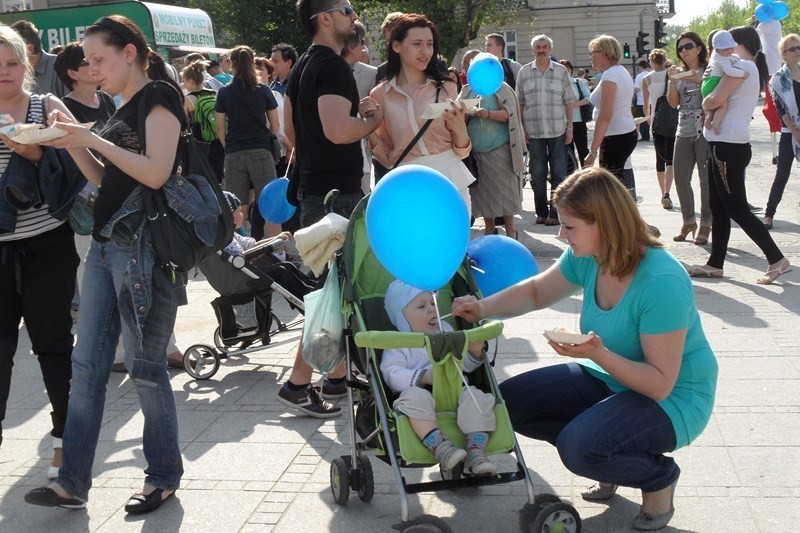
{"left": 452, "top": 167, "right": 718, "bottom": 530}
{"left": 688, "top": 26, "right": 791, "bottom": 284}
{"left": 381, "top": 280, "right": 496, "bottom": 476}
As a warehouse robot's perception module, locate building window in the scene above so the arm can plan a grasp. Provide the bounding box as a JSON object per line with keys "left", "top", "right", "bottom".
{"left": 3, "top": 0, "right": 31, "bottom": 12}
{"left": 505, "top": 30, "right": 517, "bottom": 61}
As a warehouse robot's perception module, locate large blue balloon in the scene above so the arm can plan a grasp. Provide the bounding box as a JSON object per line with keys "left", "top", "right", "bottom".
{"left": 366, "top": 165, "right": 469, "bottom": 291}
{"left": 755, "top": 3, "right": 775, "bottom": 21}
{"left": 258, "top": 177, "right": 296, "bottom": 224}
{"left": 467, "top": 235, "right": 539, "bottom": 297}
{"left": 467, "top": 52, "right": 504, "bottom": 96}
{"left": 772, "top": 1, "right": 789, "bottom": 19}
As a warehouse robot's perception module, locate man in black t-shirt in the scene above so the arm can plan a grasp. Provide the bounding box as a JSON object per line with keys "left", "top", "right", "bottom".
{"left": 278, "top": 0, "right": 383, "bottom": 418}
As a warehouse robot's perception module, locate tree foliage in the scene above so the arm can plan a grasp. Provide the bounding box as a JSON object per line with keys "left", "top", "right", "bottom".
{"left": 161, "top": 0, "right": 310, "bottom": 54}
{"left": 160, "top": 0, "right": 525, "bottom": 60}
{"left": 359, "top": 0, "right": 527, "bottom": 61}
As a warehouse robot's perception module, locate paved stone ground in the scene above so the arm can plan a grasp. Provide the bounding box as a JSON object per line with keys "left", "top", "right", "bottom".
{"left": 2, "top": 110, "right": 798, "bottom": 532}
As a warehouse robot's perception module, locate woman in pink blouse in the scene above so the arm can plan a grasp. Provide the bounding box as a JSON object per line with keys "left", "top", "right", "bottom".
{"left": 367, "top": 14, "right": 474, "bottom": 209}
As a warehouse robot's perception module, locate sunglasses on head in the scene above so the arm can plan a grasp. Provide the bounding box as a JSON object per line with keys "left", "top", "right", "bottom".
{"left": 77, "top": 59, "right": 89, "bottom": 67}
{"left": 677, "top": 42, "right": 697, "bottom": 53}
{"left": 785, "top": 45, "right": 800, "bottom": 53}
{"left": 310, "top": 3, "right": 355, "bottom": 19}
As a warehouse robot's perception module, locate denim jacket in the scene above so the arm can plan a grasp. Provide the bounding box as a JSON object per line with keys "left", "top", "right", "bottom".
{"left": 97, "top": 173, "right": 220, "bottom": 339}
{"left": 0, "top": 147, "right": 86, "bottom": 234}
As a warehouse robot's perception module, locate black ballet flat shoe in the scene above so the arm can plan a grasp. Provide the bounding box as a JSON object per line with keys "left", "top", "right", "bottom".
{"left": 24, "top": 487, "right": 87, "bottom": 509}
{"left": 124, "top": 488, "right": 174, "bottom": 514}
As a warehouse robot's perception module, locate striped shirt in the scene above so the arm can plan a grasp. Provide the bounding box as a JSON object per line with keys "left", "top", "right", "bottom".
{"left": 0, "top": 94, "right": 64, "bottom": 242}
{"left": 516, "top": 60, "right": 576, "bottom": 139}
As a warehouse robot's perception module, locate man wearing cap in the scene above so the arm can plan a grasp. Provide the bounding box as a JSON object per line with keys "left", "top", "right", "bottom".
{"left": 209, "top": 58, "right": 232, "bottom": 85}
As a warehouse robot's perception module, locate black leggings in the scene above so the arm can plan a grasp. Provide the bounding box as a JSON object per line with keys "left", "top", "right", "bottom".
{"left": 653, "top": 133, "right": 675, "bottom": 171}
{"left": 600, "top": 130, "right": 637, "bottom": 183}
{"left": 0, "top": 223, "right": 78, "bottom": 443}
{"left": 707, "top": 142, "right": 784, "bottom": 268}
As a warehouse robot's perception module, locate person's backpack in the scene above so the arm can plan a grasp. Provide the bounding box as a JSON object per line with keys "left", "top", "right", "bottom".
{"left": 190, "top": 88, "right": 219, "bottom": 142}
{"left": 138, "top": 81, "right": 233, "bottom": 273}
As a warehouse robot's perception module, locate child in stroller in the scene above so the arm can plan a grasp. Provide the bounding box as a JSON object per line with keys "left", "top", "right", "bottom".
{"left": 381, "top": 280, "right": 497, "bottom": 476}
{"left": 181, "top": 192, "right": 318, "bottom": 379}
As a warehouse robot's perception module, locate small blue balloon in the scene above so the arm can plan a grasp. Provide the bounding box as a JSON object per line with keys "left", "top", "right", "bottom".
{"left": 467, "top": 53, "right": 504, "bottom": 96}
{"left": 772, "top": 1, "right": 789, "bottom": 19}
{"left": 258, "top": 177, "right": 296, "bottom": 224}
{"left": 755, "top": 3, "right": 775, "bottom": 22}
{"left": 467, "top": 235, "right": 539, "bottom": 297}
{"left": 366, "top": 165, "right": 469, "bottom": 291}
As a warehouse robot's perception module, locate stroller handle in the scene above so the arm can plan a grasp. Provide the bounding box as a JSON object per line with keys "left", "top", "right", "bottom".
{"left": 354, "top": 320, "right": 503, "bottom": 350}
{"left": 218, "top": 249, "right": 246, "bottom": 269}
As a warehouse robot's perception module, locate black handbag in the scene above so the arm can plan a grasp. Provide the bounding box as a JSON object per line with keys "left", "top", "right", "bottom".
{"left": 575, "top": 80, "right": 594, "bottom": 123}
{"left": 651, "top": 80, "right": 678, "bottom": 137}
{"left": 138, "top": 81, "right": 233, "bottom": 273}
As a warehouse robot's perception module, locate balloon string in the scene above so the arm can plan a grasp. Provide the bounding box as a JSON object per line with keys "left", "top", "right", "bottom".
{"left": 431, "top": 291, "right": 485, "bottom": 415}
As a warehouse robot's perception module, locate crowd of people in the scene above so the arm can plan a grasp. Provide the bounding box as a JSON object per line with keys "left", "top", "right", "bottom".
{"left": 0, "top": 1, "right": 792, "bottom": 529}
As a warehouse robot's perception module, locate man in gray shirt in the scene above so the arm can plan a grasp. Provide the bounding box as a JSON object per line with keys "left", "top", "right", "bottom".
{"left": 10, "top": 20, "right": 67, "bottom": 98}
{"left": 516, "top": 34, "right": 575, "bottom": 225}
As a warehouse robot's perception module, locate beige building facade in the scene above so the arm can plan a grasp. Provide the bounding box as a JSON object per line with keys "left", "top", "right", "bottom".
{"left": 465, "top": 0, "right": 674, "bottom": 77}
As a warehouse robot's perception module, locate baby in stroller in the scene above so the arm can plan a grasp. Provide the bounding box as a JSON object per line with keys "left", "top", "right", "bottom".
{"left": 380, "top": 280, "right": 497, "bottom": 476}
{"left": 201, "top": 192, "right": 318, "bottom": 348}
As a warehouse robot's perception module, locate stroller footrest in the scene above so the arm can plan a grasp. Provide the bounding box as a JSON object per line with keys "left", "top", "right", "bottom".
{"left": 395, "top": 404, "right": 515, "bottom": 465}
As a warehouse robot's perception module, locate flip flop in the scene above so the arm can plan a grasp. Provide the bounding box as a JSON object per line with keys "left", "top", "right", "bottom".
{"left": 684, "top": 264, "right": 724, "bottom": 278}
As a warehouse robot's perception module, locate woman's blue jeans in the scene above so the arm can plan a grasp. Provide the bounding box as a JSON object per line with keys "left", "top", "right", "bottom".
{"left": 58, "top": 238, "right": 183, "bottom": 501}
{"left": 499, "top": 362, "right": 679, "bottom": 493}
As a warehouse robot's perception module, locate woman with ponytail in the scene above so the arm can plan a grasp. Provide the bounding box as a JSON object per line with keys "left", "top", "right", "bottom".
{"left": 215, "top": 45, "right": 280, "bottom": 237}
{"left": 25, "top": 15, "right": 186, "bottom": 513}
{"left": 182, "top": 59, "right": 225, "bottom": 181}
{"left": 686, "top": 26, "right": 790, "bottom": 284}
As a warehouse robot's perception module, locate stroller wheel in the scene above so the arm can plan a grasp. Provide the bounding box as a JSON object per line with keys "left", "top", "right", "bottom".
{"left": 213, "top": 327, "right": 236, "bottom": 352}
{"left": 330, "top": 457, "right": 351, "bottom": 505}
{"left": 392, "top": 514, "right": 452, "bottom": 532}
{"left": 356, "top": 455, "right": 374, "bottom": 502}
{"left": 522, "top": 501, "right": 581, "bottom": 533}
{"left": 184, "top": 344, "right": 221, "bottom": 380}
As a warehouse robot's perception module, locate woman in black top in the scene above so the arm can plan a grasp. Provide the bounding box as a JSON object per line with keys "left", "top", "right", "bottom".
{"left": 26, "top": 15, "right": 186, "bottom": 514}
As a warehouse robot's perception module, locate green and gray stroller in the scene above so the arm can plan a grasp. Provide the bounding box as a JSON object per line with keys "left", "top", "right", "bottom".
{"left": 328, "top": 196, "right": 582, "bottom": 533}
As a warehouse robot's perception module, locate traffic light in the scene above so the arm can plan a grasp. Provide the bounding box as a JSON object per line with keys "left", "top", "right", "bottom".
{"left": 654, "top": 16, "right": 668, "bottom": 48}
{"left": 623, "top": 43, "right": 631, "bottom": 59}
{"left": 636, "top": 31, "right": 650, "bottom": 57}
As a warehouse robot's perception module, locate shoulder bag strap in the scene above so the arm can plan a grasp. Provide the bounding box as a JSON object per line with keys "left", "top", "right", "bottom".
{"left": 392, "top": 82, "right": 442, "bottom": 169}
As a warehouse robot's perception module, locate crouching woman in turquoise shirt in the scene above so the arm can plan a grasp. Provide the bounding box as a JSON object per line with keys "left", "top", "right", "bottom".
{"left": 451, "top": 167, "right": 717, "bottom": 532}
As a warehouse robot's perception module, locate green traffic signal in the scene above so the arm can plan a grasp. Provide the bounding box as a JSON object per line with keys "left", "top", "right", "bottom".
{"left": 623, "top": 43, "right": 631, "bottom": 58}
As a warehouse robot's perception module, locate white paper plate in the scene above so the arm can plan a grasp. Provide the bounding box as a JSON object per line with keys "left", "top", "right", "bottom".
{"left": 421, "top": 98, "right": 481, "bottom": 120}
{"left": 10, "top": 127, "right": 68, "bottom": 144}
{"left": 543, "top": 330, "right": 592, "bottom": 345}
{"left": 671, "top": 70, "right": 694, "bottom": 80}
{"left": 0, "top": 123, "right": 40, "bottom": 137}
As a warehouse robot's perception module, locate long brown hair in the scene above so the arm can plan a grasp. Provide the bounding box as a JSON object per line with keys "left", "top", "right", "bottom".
{"left": 230, "top": 45, "right": 258, "bottom": 89}
{"left": 554, "top": 168, "right": 662, "bottom": 278}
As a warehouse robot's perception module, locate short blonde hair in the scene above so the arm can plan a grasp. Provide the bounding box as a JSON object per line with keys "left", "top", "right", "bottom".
{"left": 0, "top": 25, "right": 33, "bottom": 92}
{"left": 779, "top": 33, "right": 800, "bottom": 55}
{"left": 588, "top": 34, "right": 622, "bottom": 63}
{"left": 554, "top": 167, "right": 662, "bottom": 277}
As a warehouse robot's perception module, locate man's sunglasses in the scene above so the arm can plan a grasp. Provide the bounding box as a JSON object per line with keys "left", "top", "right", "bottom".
{"left": 310, "top": 4, "right": 355, "bottom": 19}
{"left": 677, "top": 42, "right": 697, "bottom": 53}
